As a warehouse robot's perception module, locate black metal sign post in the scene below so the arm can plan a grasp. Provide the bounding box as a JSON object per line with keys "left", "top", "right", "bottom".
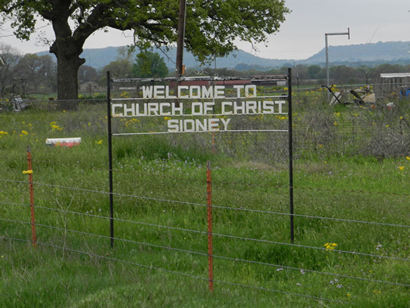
{"left": 287, "top": 68, "right": 294, "bottom": 243}
{"left": 106, "top": 71, "right": 114, "bottom": 248}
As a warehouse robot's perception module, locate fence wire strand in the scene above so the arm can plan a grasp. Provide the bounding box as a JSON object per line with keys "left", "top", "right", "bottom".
{"left": 1, "top": 236, "right": 344, "bottom": 304}
{"left": 1, "top": 180, "right": 409, "bottom": 229}
{"left": 1, "top": 207, "right": 408, "bottom": 262}
{"left": 2, "top": 217, "right": 408, "bottom": 288}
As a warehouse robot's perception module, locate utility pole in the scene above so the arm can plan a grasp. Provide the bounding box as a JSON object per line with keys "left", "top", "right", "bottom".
{"left": 176, "top": 0, "right": 187, "bottom": 77}
{"left": 325, "top": 28, "right": 350, "bottom": 95}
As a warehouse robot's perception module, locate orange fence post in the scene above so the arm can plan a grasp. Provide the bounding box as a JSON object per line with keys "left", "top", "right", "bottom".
{"left": 23, "top": 146, "right": 37, "bottom": 247}
{"left": 206, "top": 161, "right": 213, "bottom": 291}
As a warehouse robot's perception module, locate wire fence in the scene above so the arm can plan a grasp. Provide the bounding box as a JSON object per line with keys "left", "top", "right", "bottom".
{"left": 1, "top": 236, "right": 347, "bottom": 304}
{"left": 1, "top": 172, "right": 409, "bottom": 303}
{"left": 1, "top": 200, "right": 409, "bottom": 305}
{"left": 2, "top": 204, "right": 409, "bottom": 263}
{"left": 1, "top": 179, "right": 409, "bottom": 228}
{"left": 1, "top": 86, "right": 409, "bottom": 303}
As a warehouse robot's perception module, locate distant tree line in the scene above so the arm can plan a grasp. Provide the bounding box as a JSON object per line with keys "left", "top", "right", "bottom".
{"left": 3, "top": 41, "right": 410, "bottom": 98}
{"left": 0, "top": 46, "right": 169, "bottom": 97}
{"left": 0, "top": 44, "right": 56, "bottom": 97}
{"left": 268, "top": 64, "right": 410, "bottom": 86}
{"left": 186, "top": 63, "right": 410, "bottom": 86}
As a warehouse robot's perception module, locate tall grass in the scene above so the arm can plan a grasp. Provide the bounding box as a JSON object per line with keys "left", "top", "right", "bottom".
{"left": 0, "top": 97, "right": 409, "bottom": 307}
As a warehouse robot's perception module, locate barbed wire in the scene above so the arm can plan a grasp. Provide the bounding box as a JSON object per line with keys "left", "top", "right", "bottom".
{"left": 1, "top": 207, "right": 408, "bottom": 262}
{"left": 2, "top": 217, "right": 408, "bottom": 288}
{"left": 1, "top": 235, "right": 344, "bottom": 304}
{"left": 3, "top": 171, "right": 409, "bottom": 199}
{"left": 1, "top": 181, "right": 409, "bottom": 228}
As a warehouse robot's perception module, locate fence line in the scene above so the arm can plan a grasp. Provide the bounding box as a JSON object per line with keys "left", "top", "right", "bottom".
{"left": 43, "top": 167, "right": 410, "bottom": 199}
{"left": 1, "top": 236, "right": 344, "bottom": 304}
{"left": 3, "top": 176, "right": 409, "bottom": 199}
{"left": 1, "top": 181, "right": 409, "bottom": 229}
{"left": 1, "top": 205, "right": 408, "bottom": 262}
{"left": 2, "top": 217, "right": 408, "bottom": 288}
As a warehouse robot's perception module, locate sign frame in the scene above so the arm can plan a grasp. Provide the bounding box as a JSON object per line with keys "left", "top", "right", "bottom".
{"left": 106, "top": 69, "right": 294, "bottom": 247}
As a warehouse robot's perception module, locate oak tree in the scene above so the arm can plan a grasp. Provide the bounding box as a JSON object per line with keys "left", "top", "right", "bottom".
{"left": 0, "top": 0, "right": 289, "bottom": 101}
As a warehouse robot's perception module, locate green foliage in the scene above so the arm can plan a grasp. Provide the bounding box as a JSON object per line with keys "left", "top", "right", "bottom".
{"left": 100, "top": 59, "right": 133, "bottom": 82}
{"left": 0, "top": 0, "right": 289, "bottom": 61}
{"left": 133, "top": 51, "right": 168, "bottom": 78}
{"left": 0, "top": 0, "right": 289, "bottom": 99}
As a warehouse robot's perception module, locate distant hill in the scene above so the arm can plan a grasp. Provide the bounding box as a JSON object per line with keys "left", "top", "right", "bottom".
{"left": 37, "top": 41, "right": 410, "bottom": 71}
{"left": 38, "top": 46, "right": 290, "bottom": 70}
{"left": 304, "top": 41, "right": 410, "bottom": 64}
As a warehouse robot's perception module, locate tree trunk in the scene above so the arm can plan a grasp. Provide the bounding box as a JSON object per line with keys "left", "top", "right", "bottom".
{"left": 54, "top": 53, "right": 84, "bottom": 109}
{"left": 50, "top": 22, "right": 86, "bottom": 109}
{"left": 57, "top": 56, "right": 80, "bottom": 99}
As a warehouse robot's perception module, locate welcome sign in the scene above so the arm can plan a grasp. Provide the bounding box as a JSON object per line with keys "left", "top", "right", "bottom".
{"left": 106, "top": 71, "right": 295, "bottom": 246}
{"left": 111, "top": 81, "right": 288, "bottom": 133}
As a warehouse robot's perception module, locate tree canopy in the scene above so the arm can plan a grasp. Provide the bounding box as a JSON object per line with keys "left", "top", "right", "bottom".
{"left": 0, "top": 0, "right": 289, "bottom": 100}
{"left": 133, "top": 51, "right": 168, "bottom": 78}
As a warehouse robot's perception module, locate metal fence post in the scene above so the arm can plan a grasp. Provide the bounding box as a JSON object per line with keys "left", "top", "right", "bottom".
{"left": 288, "top": 68, "right": 295, "bottom": 243}
{"left": 107, "top": 71, "right": 114, "bottom": 248}
{"left": 207, "top": 161, "right": 214, "bottom": 291}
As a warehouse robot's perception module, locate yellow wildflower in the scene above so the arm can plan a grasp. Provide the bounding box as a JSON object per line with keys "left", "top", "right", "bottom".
{"left": 334, "top": 112, "right": 341, "bottom": 117}
{"left": 164, "top": 116, "right": 172, "bottom": 121}
{"left": 405, "top": 156, "right": 410, "bottom": 161}
{"left": 385, "top": 124, "right": 390, "bottom": 128}
{"left": 0, "top": 131, "right": 8, "bottom": 135}
{"left": 96, "top": 139, "right": 103, "bottom": 145}
{"left": 120, "top": 91, "right": 129, "bottom": 98}
{"left": 398, "top": 166, "right": 405, "bottom": 171}
{"left": 324, "top": 242, "right": 337, "bottom": 251}
{"left": 51, "top": 124, "right": 63, "bottom": 131}
{"left": 333, "top": 121, "right": 338, "bottom": 126}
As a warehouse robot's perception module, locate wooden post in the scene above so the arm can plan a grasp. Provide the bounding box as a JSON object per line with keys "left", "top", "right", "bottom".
{"left": 176, "top": 0, "right": 187, "bottom": 77}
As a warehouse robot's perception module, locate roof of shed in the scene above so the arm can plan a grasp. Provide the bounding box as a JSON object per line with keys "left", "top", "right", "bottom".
{"left": 380, "top": 73, "right": 410, "bottom": 78}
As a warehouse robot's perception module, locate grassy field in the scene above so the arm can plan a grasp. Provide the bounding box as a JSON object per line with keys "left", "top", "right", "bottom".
{"left": 0, "top": 96, "right": 409, "bottom": 307}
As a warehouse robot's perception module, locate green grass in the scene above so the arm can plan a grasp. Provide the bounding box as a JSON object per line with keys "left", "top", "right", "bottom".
{"left": 0, "top": 102, "right": 409, "bottom": 307}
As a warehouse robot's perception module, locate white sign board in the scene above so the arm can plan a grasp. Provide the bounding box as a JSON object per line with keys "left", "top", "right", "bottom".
{"left": 111, "top": 84, "right": 287, "bottom": 133}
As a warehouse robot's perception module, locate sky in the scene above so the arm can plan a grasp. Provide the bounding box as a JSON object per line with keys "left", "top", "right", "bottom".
{"left": 0, "top": 0, "right": 410, "bottom": 60}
